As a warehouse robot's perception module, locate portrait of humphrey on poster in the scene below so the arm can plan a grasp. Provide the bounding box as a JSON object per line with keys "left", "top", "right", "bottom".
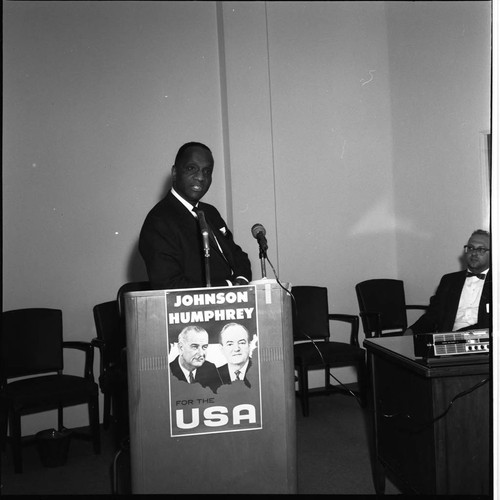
{"left": 165, "top": 285, "right": 262, "bottom": 437}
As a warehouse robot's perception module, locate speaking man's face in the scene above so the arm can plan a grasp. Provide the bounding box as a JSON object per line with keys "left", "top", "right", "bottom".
{"left": 220, "top": 325, "right": 250, "bottom": 367}
{"left": 172, "top": 146, "right": 214, "bottom": 205}
{"left": 179, "top": 330, "right": 209, "bottom": 371}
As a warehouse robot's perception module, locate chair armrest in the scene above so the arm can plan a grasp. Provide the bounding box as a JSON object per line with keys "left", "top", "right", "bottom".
{"left": 405, "top": 305, "right": 428, "bottom": 311}
{"left": 358, "top": 311, "right": 382, "bottom": 338}
{"left": 91, "top": 337, "right": 106, "bottom": 380}
{"left": 91, "top": 337, "right": 106, "bottom": 350}
{"left": 63, "top": 341, "right": 95, "bottom": 383}
{"left": 329, "top": 313, "right": 360, "bottom": 347}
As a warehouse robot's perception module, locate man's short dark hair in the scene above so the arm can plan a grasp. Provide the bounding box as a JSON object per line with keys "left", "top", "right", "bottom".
{"left": 471, "top": 229, "right": 490, "bottom": 238}
{"left": 174, "top": 142, "right": 212, "bottom": 167}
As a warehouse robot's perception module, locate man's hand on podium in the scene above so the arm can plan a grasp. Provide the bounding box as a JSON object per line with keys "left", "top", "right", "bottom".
{"left": 232, "top": 277, "right": 249, "bottom": 286}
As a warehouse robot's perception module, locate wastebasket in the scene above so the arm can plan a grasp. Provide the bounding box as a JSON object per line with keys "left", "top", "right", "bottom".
{"left": 35, "top": 428, "right": 72, "bottom": 467}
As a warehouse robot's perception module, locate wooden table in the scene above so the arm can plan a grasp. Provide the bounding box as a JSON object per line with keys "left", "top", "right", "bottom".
{"left": 364, "top": 335, "right": 491, "bottom": 495}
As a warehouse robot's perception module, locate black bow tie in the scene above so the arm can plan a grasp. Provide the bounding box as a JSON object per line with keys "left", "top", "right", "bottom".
{"left": 466, "top": 271, "right": 485, "bottom": 280}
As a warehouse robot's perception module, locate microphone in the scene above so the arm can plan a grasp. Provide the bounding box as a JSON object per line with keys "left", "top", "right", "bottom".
{"left": 196, "top": 209, "right": 211, "bottom": 256}
{"left": 251, "top": 223, "right": 268, "bottom": 252}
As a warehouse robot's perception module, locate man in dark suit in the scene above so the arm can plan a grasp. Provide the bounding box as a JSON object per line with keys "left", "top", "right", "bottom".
{"left": 169, "top": 325, "right": 222, "bottom": 393}
{"left": 139, "top": 142, "right": 252, "bottom": 290}
{"left": 406, "top": 229, "right": 491, "bottom": 334}
{"left": 217, "top": 322, "right": 256, "bottom": 389}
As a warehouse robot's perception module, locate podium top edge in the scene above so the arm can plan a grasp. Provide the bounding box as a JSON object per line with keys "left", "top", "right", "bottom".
{"left": 123, "top": 282, "right": 291, "bottom": 297}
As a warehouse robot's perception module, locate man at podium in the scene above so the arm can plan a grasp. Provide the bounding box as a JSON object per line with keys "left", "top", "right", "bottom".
{"left": 139, "top": 142, "right": 252, "bottom": 289}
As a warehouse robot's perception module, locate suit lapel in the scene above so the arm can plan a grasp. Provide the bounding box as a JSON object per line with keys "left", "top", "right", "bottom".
{"left": 443, "top": 272, "right": 466, "bottom": 331}
{"left": 202, "top": 213, "right": 234, "bottom": 272}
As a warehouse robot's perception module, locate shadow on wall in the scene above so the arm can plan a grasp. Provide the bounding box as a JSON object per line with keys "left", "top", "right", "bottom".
{"left": 458, "top": 254, "right": 467, "bottom": 270}
{"left": 125, "top": 173, "right": 172, "bottom": 282}
{"left": 126, "top": 242, "right": 148, "bottom": 282}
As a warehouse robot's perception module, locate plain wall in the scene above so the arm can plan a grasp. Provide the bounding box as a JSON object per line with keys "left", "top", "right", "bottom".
{"left": 3, "top": 1, "right": 491, "bottom": 433}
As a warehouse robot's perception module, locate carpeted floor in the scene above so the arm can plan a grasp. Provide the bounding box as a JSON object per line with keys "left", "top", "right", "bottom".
{"left": 0, "top": 393, "right": 401, "bottom": 495}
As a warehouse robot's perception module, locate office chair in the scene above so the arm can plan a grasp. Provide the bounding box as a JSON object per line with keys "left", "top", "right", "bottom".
{"left": 0, "top": 308, "right": 100, "bottom": 473}
{"left": 117, "top": 281, "right": 151, "bottom": 319}
{"left": 108, "top": 281, "right": 150, "bottom": 486}
{"left": 92, "top": 300, "right": 126, "bottom": 434}
{"left": 92, "top": 282, "right": 150, "bottom": 448}
{"left": 355, "top": 279, "right": 428, "bottom": 338}
{"left": 291, "top": 286, "right": 366, "bottom": 417}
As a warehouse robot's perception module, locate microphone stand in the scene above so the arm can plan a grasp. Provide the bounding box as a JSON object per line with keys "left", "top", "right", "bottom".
{"left": 203, "top": 238, "right": 212, "bottom": 287}
{"left": 259, "top": 245, "right": 267, "bottom": 279}
{"left": 195, "top": 208, "right": 212, "bottom": 287}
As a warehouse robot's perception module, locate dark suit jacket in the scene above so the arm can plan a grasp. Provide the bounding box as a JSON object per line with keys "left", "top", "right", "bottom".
{"left": 139, "top": 191, "right": 252, "bottom": 289}
{"left": 218, "top": 358, "right": 253, "bottom": 388}
{"left": 169, "top": 356, "right": 223, "bottom": 393}
{"left": 409, "top": 269, "right": 492, "bottom": 334}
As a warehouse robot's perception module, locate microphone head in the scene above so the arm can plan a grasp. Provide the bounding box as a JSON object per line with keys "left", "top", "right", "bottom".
{"left": 251, "top": 223, "right": 266, "bottom": 239}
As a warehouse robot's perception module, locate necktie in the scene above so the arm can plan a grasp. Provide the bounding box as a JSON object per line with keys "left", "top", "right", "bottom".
{"left": 466, "top": 272, "right": 485, "bottom": 280}
{"left": 234, "top": 370, "right": 241, "bottom": 381}
{"left": 189, "top": 371, "right": 195, "bottom": 383}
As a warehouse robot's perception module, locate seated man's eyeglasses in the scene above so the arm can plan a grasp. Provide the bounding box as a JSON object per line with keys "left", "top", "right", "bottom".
{"left": 463, "top": 245, "right": 490, "bottom": 255}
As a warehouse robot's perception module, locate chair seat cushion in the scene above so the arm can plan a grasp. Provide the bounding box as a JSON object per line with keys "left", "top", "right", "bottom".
{"left": 3, "top": 374, "right": 98, "bottom": 412}
{"left": 294, "top": 341, "right": 365, "bottom": 366}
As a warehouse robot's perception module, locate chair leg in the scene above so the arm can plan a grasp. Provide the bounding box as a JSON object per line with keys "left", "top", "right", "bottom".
{"left": 10, "top": 412, "right": 23, "bottom": 473}
{"left": 324, "top": 364, "right": 330, "bottom": 392}
{"left": 57, "top": 404, "right": 64, "bottom": 431}
{"left": 357, "top": 358, "right": 367, "bottom": 408}
{"left": 88, "top": 396, "right": 101, "bottom": 454}
{"left": 298, "top": 366, "right": 310, "bottom": 417}
{"left": 112, "top": 436, "right": 131, "bottom": 494}
{"left": 115, "top": 387, "right": 130, "bottom": 447}
{"left": 0, "top": 400, "right": 8, "bottom": 452}
{"left": 103, "top": 393, "right": 111, "bottom": 430}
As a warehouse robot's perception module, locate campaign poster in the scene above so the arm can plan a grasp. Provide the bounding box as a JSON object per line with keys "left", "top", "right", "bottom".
{"left": 165, "top": 285, "right": 262, "bottom": 437}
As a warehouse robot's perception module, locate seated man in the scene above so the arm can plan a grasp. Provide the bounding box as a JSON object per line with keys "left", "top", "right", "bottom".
{"left": 405, "top": 229, "right": 491, "bottom": 335}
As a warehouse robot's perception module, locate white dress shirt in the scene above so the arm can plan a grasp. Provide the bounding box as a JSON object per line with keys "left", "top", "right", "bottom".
{"left": 179, "top": 364, "right": 197, "bottom": 383}
{"left": 452, "top": 269, "right": 488, "bottom": 331}
{"left": 229, "top": 360, "right": 250, "bottom": 382}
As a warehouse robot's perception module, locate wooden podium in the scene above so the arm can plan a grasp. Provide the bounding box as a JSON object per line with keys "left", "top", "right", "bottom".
{"left": 124, "top": 281, "right": 297, "bottom": 494}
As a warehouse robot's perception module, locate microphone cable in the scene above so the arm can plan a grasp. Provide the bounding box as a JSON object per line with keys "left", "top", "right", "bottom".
{"left": 250, "top": 225, "right": 362, "bottom": 407}
{"left": 264, "top": 253, "right": 292, "bottom": 296}
{"left": 382, "top": 376, "right": 490, "bottom": 434}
